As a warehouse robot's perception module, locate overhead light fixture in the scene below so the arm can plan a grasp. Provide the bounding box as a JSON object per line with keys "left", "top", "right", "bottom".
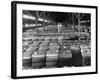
{"left": 23, "top": 14, "right": 36, "bottom": 20}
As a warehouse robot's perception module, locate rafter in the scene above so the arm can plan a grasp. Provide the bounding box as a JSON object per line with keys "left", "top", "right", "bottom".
{"left": 74, "top": 13, "right": 78, "bottom": 19}
{"left": 80, "top": 14, "right": 85, "bottom": 20}
{"left": 68, "top": 14, "right": 73, "bottom": 21}
{"left": 24, "top": 11, "right": 33, "bottom": 17}
{"left": 46, "top": 12, "right": 51, "bottom": 19}
{"left": 35, "top": 11, "right": 39, "bottom": 18}
{"left": 38, "top": 12, "right": 44, "bottom": 18}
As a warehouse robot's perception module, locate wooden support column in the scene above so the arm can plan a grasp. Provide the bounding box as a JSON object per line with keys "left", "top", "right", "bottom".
{"left": 46, "top": 13, "right": 51, "bottom": 26}
{"left": 35, "top": 11, "right": 39, "bottom": 33}
{"left": 43, "top": 12, "right": 45, "bottom": 32}
{"left": 72, "top": 13, "right": 74, "bottom": 26}
{"left": 43, "top": 12, "right": 45, "bottom": 26}
{"left": 68, "top": 13, "right": 76, "bottom": 29}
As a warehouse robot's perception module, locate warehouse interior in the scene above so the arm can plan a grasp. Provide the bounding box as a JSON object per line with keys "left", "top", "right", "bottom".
{"left": 22, "top": 10, "right": 91, "bottom": 69}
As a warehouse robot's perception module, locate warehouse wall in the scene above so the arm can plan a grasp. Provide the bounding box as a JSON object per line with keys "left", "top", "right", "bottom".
{"left": 0, "top": 0, "right": 99, "bottom": 80}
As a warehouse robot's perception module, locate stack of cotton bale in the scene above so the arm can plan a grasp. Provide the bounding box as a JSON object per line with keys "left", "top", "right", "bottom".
{"left": 46, "top": 50, "right": 59, "bottom": 68}
{"left": 44, "top": 37, "right": 51, "bottom": 42}
{"left": 59, "top": 44, "right": 72, "bottom": 67}
{"left": 80, "top": 45, "right": 91, "bottom": 66}
{"left": 31, "top": 38, "right": 49, "bottom": 68}
{"left": 23, "top": 46, "right": 38, "bottom": 68}
{"left": 31, "top": 40, "right": 50, "bottom": 68}
{"left": 71, "top": 45, "right": 83, "bottom": 66}
{"left": 22, "top": 41, "right": 29, "bottom": 52}
{"left": 38, "top": 36, "right": 45, "bottom": 42}
{"left": 31, "top": 36, "right": 38, "bottom": 42}
{"left": 29, "top": 40, "right": 41, "bottom": 47}
{"left": 39, "top": 41, "right": 49, "bottom": 48}
{"left": 51, "top": 36, "right": 58, "bottom": 43}
{"left": 49, "top": 43, "right": 60, "bottom": 50}
{"left": 22, "top": 37, "right": 33, "bottom": 52}
{"left": 31, "top": 49, "right": 46, "bottom": 68}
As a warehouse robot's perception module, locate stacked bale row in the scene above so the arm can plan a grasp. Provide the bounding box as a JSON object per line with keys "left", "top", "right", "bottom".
{"left": 80, "top": 45, "right": 91, "bottom": 66}
{"left": 32, "top": 39, "right": 50, "bottom": 68}
{"left": 46, "top": 41, "right": 60, "bottom": 67}
{"left": 22, "top": 35, "right": 91, "bottom": 69}
{"left": 59, "top": 42, "right": 72, "bottom": 67}
{"left": 71, "top": 45, "right": 83, "bottom": 66}
{"left": 23, "top": 40, "right": 40, "bottom": 68}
